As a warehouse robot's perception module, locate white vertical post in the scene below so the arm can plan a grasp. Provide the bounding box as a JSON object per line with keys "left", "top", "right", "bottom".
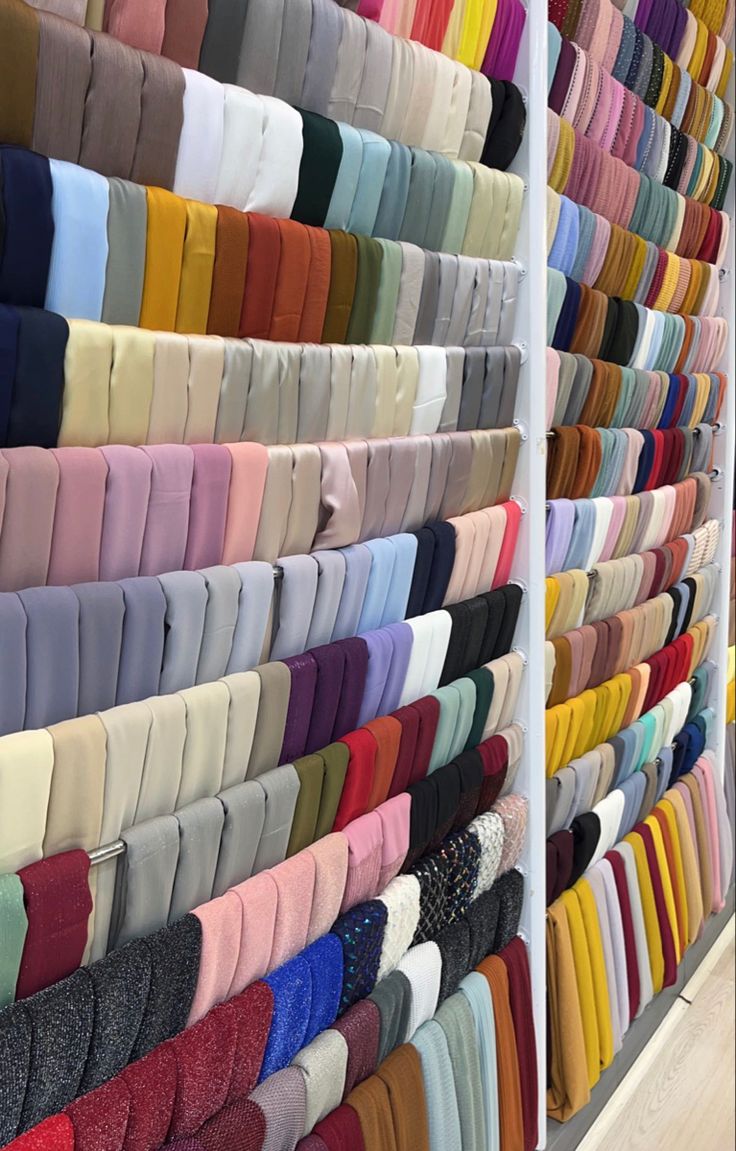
{"left": 508, "top": 1, "right": 549, "bottom": 1144}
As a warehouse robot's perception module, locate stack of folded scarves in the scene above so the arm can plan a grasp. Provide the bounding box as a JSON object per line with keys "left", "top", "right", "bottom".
{"left": 0, "top": 5, "right": 542, "bottom": 1148}
{"left": 95, "top": 0, "right": 527, "bottom": 93}
{"left": 0, "top": 144, "right": 526, "bottom": 316}
{"left": 376, "top": 0, "right": 527, "bottom": 79}
{"left": 545, "top": 561, "right": 720, "bottom": 703}
{"left": 0, "top": 0, "right": 525, "bottom": 167}
{"left": 547, "top": 191, "right": 725, "bottom": 316}
{"left": 0, "top": 146, "right": 524, "bottom": 339}
{"left": 546, "top": 672, "right": 719, "bottom": 838}
{"left": 0, "top": 510, "right": 524, "bottom": 734}
{"left": 546, "top": 350, "right": 726, "bottom": 431}
{"left": 546, "top": 516, "right": 722, "bottom": 636}
{"left": 0, "top": 704, "right": 533, "bottom": 1148}
{"left": 0, "top": 696, "right": 525, "bottom": 1006}
{"left": 545, "top": 421, "right": 715, "bottom": 498}
{"left": 0, "top": 572, "right": 527, "bottom": 984}
{"left": 0, "top": 429, "right": 523, "bottom": 585}
{"left": 1, "top": 317, "right": 524, "bottom": 449}
{"left": 549, "top": 0, "right": 734, "bottom": 100}
{"left": 681, "top": 0, "right": 734, "bottom": 41}
{"left": 545, "top": 613, "right": 717, "bottom": 775}
{"left": 548, "top": 111, "right": 731, "bottom": 227}
{"left": 547, "top": 749, "right": 732, "bottom": 1121}
{"left": 547, "top": 270, "right": 727, "bottom": 369}
{"left": 548, "top": 32, "right": 733, "bottom": 203}
{"left": 545, "top": 0, "right": 731, "bottom": 1124}
{"left": 1, "top": 928, "right": 536, "bottom": 1151}
{"left": 545, "top": 470, "right": 714, "bottom": 574}
{"left": 0, "top": 91, "right": 533, "bottom": 1103}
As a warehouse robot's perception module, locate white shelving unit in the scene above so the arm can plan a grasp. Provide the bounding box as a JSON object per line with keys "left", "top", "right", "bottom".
{"left": 529, "top": 11, "right": 735, "bottom": 1150}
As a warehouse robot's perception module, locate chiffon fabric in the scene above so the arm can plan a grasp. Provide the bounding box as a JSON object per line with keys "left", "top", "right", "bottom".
{"left": 100, "top": 0, "right": 528, "bottom": 88}
{"left": 0, "top": 316, "right": 525, "bottom": 449}
{"left": 0, "top": 0, "right": 528, "bottom": 173}
{"left": 0, "top": 147, "right": 525, "bottom": 335}
{"left": 0, "top": 429, "right": 521, "bottom": 589}
{"left": 546, "top": 351, "right": 726, "bottom": 432}
{"left": 0, "top": 585, "right": 526, "bottom": 950}
{"left": 0, "top": 774, "right": 531, "bottom": 1142}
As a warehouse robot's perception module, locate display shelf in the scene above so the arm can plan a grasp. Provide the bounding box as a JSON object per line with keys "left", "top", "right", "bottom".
{"left": 538, "top": 12, "right": 735, "bottom": 1147}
